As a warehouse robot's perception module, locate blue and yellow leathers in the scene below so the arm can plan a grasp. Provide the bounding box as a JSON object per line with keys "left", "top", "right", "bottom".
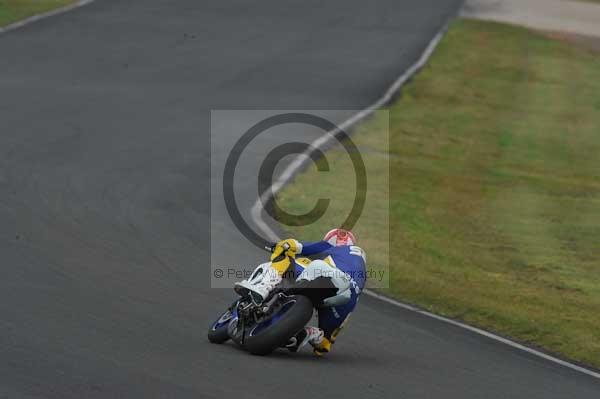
{"left": 270, "top": 239, "right": 367, "bottom": 355}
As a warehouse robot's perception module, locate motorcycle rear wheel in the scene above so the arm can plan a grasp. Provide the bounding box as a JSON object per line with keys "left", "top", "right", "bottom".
{"left": 244, "top": 295, "right": 314, "bottom": 356}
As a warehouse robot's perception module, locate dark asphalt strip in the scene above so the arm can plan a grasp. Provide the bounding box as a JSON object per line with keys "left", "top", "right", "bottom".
{"left": 0, "top": 0, "right": 599, "bottom": 398}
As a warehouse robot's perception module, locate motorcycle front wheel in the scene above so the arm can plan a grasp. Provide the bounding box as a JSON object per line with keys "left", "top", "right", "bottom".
{"left": 208, "top": 309, "right": 235, "bottom": 344}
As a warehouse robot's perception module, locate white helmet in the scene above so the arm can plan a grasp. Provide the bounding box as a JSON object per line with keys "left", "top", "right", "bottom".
{"left": 323, "top": 228, "right": 356, "bottom": 247}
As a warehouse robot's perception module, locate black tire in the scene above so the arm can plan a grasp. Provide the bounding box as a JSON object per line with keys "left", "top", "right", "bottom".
{"left": 208, "top": 310, "right": 234, "bottom": 344}
{"left": 244, "top": 295, "right": 313, "bottom": 356}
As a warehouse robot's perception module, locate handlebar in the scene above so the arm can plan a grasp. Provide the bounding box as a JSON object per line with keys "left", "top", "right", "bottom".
{"left": 263, "top": 241, "right": 291, "bottom": 254}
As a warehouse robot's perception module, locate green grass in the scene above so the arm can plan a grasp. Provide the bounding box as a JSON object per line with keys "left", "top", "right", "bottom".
{"left": 277, "top": 19, "right": 600, "bottom": 368}
{"left": 0, "top": 0, "right": 76, "bottom": 27}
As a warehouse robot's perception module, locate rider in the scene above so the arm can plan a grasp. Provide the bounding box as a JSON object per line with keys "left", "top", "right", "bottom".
{"left": 234, "top": 228, "right": 366, "bottom": 356}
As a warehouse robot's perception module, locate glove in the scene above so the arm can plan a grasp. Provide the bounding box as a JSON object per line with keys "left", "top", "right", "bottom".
{"left": 270, "top": 238, "right": 301, "bottom": 261}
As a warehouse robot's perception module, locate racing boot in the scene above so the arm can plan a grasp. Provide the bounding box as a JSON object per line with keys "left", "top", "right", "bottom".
{"left": 285, "top": 326, "right": 324, "bottom": 353}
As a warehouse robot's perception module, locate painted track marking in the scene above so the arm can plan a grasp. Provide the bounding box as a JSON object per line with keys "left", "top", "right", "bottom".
{"left": 249, "top": 17, "right": 600, "bottom": 381}
{"left": 0, "top": 0, "right": 96, "bottom": 35}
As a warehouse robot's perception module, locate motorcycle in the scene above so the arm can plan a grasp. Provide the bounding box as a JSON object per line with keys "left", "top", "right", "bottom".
{"left": 207, "top": 244, "right": 315, "bottom": 356}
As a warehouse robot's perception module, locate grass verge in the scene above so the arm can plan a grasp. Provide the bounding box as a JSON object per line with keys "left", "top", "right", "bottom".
{"left": 276, "top": 19, "right": 600, "bottom": 368}
{"left": 0, "top": 0, "right": 76, "bottom": 27}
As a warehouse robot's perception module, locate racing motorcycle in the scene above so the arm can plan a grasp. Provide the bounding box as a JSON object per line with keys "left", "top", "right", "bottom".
{"left": 207, "top": 245, "right": 315, "bottom": 356}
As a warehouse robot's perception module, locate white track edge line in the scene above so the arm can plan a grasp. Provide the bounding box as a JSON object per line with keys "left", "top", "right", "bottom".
{"left": 250, "top": 25, "right": 446, "bottom": 243}
{"left": 0, "top": 0, "right": 96, "bottom": 35}
{"left": 363, "top": 290, "right": 600, "bottom": 380}
{"left": 249, "top": 18, "right": 600, "bottom": 381}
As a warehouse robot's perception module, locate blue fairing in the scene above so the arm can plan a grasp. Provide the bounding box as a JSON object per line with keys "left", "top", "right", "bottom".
{"left": 212, "top": 308, "right": 235, "bottom": 331}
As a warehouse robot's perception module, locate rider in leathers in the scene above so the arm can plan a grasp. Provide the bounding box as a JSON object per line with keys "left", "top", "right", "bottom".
{"left": 235, "top": 229, "right": 366, "bottom": 356}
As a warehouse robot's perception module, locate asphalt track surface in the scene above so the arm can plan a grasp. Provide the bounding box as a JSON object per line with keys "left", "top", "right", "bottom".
{"left": 1, "top": 1, "right": 599, "bottom": 398}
